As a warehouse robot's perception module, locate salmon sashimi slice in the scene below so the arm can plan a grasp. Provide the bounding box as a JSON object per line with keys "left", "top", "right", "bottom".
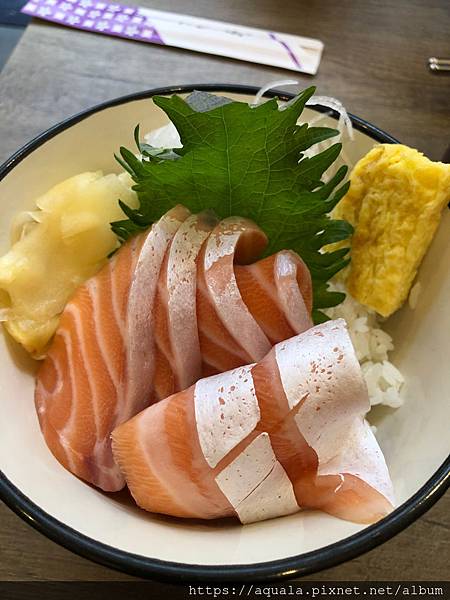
{"left": 197, "top": 217, "right": 271, "bottom": 374}
{"left": 112, "top": 357, "right": 300, "bottom": 523}
{"left": 35, "top": 206, "right": 190, "bottom": 491}
{"left": 235, "top": 250, "right": 313, "bottom": 345}
{"left": 112, "top": 378, "right": 241, "bottom": 519}
{"left": 271, "top": 319, "right": 395, "bottom": 522}
{"left": 112, "top": 319, "right": 394, "bottom": 524}
{"left": 113, "top": 362, "right": 295, "bottom": 521}
{"left": 35, "top": 206, "right": 316, "bottom": 493}
{"left": 252, "top": 350, "right": 319, "bottom": 500}
{"left": 153, "top": 212, "right": 218, "bottom": 401}
{"left": 124, "top": 205, "right": 191, "bottom": 416}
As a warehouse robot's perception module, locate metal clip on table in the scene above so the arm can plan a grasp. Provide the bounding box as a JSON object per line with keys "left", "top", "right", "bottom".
{"left": 429, "top": 57, "right": 450, "bottom": 72}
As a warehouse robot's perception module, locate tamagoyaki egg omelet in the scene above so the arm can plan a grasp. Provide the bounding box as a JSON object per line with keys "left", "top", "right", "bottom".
{"left": 333, "top": 144, "right": 450, "bottom": 317}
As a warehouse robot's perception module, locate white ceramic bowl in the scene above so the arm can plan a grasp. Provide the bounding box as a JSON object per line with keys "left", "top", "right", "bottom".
{"left": 0, "top": 85, "right": 448, "bottom": 581}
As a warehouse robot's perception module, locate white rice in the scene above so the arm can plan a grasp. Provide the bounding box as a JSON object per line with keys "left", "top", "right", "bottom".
{"left": 325, "top": 283, "right": 404, "bottom": 409}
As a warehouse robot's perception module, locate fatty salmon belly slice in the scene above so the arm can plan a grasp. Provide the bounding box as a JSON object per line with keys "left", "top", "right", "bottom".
{"left": 112, "top": 386, "right": 236, "bottom": 519}
{"left": 35, "top": 234, "right": 144, "bottom": 491}
{"left": 193, "top": 363, "right": 299, "bottom": 523}
{"left": 197, "top": 217, "right": 271, "bottom": 375}
{"left": 153, "top": 212, "right": 217, "bottom": 402}
{"left": 272, "top": 319, "right": 395, "bottom": 523}
{"left": 113, "top": 319, "right": 393, "bottom": 524}
{"left": 251, "top": 351, "right": 318, "bottom": 503}
{"left": 310, "top": 474, "right": 394, "bottom": 524}
{"left": 112, "top": 363, "right": 298, "bottom": 523}
{"left": 308, "top": 416, "right": 395, "bottom": 524}
{"left": 123, "top": 205, "right": 190, "bottom": 419}
{"left": 35, "top": 206, "right": 190, "bottom": 491}
{"left": 235, "top": 250, "right": 313, "bottom": 345}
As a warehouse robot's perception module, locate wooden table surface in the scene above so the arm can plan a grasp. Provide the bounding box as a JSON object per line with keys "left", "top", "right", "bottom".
{"left": 0, "top": 0, "right": 449, "bottom": 583}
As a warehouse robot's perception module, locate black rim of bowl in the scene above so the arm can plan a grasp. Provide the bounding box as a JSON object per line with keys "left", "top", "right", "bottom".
{"left": 0, "top": 83, "right": 449, "bottom": 583}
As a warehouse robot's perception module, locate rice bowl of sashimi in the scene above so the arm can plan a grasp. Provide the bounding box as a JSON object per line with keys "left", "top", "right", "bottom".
{"left": 0, "top": 84, "right": 449, "bottom": 582}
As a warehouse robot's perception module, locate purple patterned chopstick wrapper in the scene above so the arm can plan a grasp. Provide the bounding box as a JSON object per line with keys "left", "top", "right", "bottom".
{"left": 21, "top": 0, "right": 324, "bottom": 74}
{"left": 22, "top": 0, "right": 164, "bottom": 45}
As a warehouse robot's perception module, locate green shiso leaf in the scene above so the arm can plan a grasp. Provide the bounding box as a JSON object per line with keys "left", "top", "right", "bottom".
{"left": 112, "top": 88, "right": 352, "bottom": 319}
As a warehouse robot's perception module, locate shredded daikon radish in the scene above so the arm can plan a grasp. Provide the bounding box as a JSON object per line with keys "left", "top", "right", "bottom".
{"left": 253, "top": 79, "right": 300, "bottom": 105}
{"left": 303, "top": 95, "right": 354, "bottom": 179}
{"left": 306, "top": 95, "right": 353, "bottom": 141}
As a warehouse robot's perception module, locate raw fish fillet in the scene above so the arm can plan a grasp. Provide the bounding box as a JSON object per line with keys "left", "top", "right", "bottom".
{"left": 197, "top": 218, "right": 313, "bottom": 375}
{"left": 35, "top": 206, "right": 190, "bottom": 491}
{"left": 152, "top": 212, "right": 218, "bottom": 401}
{"left": 112, "top": 319, "right": 394, "bottom": 524}
{"left": 35, "top": 208, "right": 314, "bottom": 491}
{"left": 235, "top": 250, "right": 313, "bottom": 345}
{"left": 149, "top": 213, "right": 313, "bottom": 400}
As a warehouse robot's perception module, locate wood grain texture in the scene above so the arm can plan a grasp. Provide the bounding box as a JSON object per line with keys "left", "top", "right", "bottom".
{"left": 0, "top": 0, "right": 449, "bottom": 583}
{"left": 0, "top": 0, "right": 449, "bottom": 165}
